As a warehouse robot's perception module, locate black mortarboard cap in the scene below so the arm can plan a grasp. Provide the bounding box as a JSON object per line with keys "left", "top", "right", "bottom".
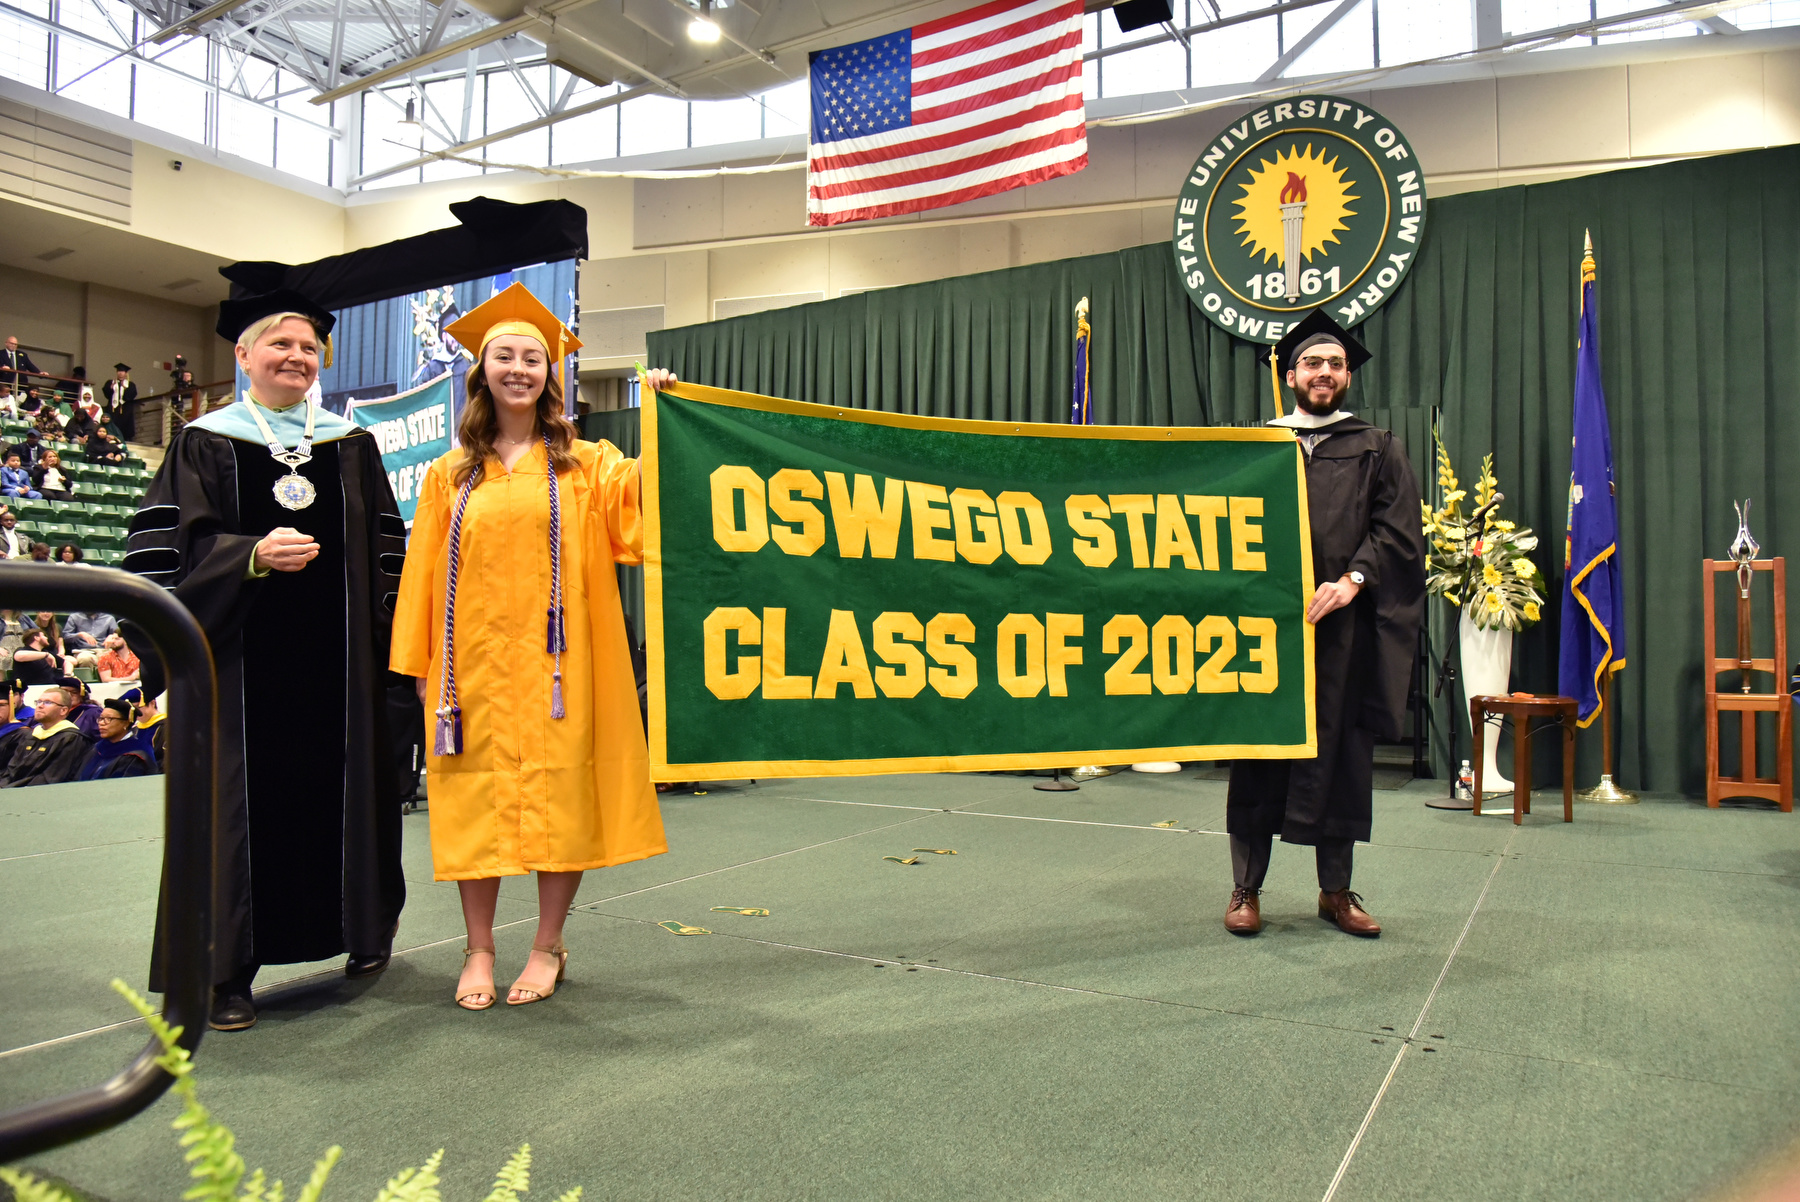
{"left": 1255, "top": 308, "right": 1372, "bottom": 373}
{"left": 216, "top": 289, "right": 337, "bottom": 345}
{"left": 114, "top": 362, "right": 131, "bottom": 372}
{"left": 102, "top": 696, "right": 134, "bottom": 720}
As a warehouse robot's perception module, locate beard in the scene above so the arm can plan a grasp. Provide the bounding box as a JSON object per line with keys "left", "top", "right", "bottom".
{"left": 1295, "top": 377, "right": 1349, "bottom": 416}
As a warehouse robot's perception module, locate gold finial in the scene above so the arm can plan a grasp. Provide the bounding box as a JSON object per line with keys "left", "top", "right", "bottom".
{"left": 1580, "top": 229, "right": 1597, "bottom": 287}
{"left": 1075, "top": 296, "right": 1089, "bottom": 321}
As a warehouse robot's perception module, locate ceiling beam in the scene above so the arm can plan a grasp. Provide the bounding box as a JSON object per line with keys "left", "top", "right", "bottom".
{"left": 149, "top": 0, "right": 259, "bottom": 44}
{"left": 308, "top": 0, "right": 582, "bottom": 102}
{"left": 1257, "top": 0, "right": 1362, "bottom": 81}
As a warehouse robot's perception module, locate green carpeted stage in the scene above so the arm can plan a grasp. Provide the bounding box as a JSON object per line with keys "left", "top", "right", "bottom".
{"left": 5, "top": 773, "right": 1799, "bottom": 1199}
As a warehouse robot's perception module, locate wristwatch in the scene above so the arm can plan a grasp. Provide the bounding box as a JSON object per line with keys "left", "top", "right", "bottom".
{"left": 1347, "top": 571, "right": 1365, "bottom": 586}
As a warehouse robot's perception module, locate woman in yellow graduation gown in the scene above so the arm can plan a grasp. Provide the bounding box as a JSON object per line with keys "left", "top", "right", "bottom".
{"left": 391, "top": 282, "right": 671, "bottom": 1009}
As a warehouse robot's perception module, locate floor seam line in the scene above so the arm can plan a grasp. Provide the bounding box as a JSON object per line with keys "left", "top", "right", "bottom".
{"left": 571, "top": 909, "right": 1415, "bottom": 1041}
{"left": 573, "top": 812, "right": 939, "bottom": 909}
{"left": 1319, "top": 825, "right": 1517, "bottom": 1202}
{"left": 1426, "top": 1040, "right": 1800, "bottom": 1095}
{"left": 0, "top": 914, "right": 549, "bottom": 1062}
{"left": 0, "top": 838, "right": 161, "bottom": 863}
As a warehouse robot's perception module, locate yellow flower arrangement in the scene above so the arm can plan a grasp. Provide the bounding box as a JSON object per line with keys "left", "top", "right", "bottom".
{"left": 1420, "top": 430, "right": 1546, "bottom": 631}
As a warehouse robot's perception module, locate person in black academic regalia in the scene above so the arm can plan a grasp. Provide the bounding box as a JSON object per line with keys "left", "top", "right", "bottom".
{"left": 0, "top": 680, "right": 33, "bottom": 765}
{"left": 125, "top": 288, "right": 407, "bottom": 1031}
{"left": 78, "top": 696, "right": 158, "bottom": 780}
{"left": 0, "top": 685, "right": 93, "bottom": 787}
{"left": 1224, "top": 311, "right": 1426, "bottom": 938}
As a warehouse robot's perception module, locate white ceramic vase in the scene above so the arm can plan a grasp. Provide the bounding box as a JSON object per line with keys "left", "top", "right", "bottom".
{"left": 1459, "top": 609, "right": 1514, "bottom": 798}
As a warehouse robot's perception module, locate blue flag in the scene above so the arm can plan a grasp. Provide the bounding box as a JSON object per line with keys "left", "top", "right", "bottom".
{"left": 1558, "top": 234, "right": 1626, "bottom": 725}
{"left": 1071, "top": 297, "right": 1092, "bottom": 424}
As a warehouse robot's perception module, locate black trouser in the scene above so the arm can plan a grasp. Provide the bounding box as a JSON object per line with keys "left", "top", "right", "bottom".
{"left": 1230, "top": 834, "right": 1354, "bottom": 893}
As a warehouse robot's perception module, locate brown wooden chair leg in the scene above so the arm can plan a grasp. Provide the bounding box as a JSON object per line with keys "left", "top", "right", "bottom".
{"left": 1562, "top": 714, "right": 1575, "bottom": 822}
{"left": 1513, "top": 717, "right": 1530, "bottom": 825}
{"left": 1470, "top": 698, "right": 1485, "bottom": 815}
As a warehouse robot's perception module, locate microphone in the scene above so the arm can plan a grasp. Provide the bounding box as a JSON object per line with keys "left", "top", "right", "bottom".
{"left": 1469, "top": 492, "right": 1505, "bottom": 526}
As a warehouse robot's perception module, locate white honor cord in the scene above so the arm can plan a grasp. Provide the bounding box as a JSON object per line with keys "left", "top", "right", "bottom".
{"left": 245, "top": 396, "right": 317, "bottom": 467}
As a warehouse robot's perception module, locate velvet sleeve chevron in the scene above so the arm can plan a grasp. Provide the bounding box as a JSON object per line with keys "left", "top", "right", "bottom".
{"left": 356, "top": 432, "right": 407, "bottom": 680}
{"left": 124, "top": 427, "right": 265, "bottom": 644}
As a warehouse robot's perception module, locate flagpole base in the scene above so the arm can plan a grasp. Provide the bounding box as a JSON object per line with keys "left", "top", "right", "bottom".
{"left": 1131, "top": 762, "right": 1183, "bottom": 774}
{"left": 1034, "top": 773, "right": 1080, "bottom": 792}
{"left": 1070, "top": 766, "right": 1114, "bottom": 780}
{"left": 1425, "top": 794, "right": 1475, "bottom": 811}
{"left": 1578, "top": 774, "right": 1638, "bottom": 804}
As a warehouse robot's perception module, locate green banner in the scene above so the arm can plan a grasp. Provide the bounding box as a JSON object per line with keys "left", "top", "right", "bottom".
{"left": 348, "top": 373, "right": 453, "bottom": 525}
{"left": 644, "top": 382, "right": 1316, "bottom": 779}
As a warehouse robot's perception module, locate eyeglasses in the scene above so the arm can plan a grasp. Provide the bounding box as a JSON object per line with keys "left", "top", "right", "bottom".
{"left": 1298, "top": 356, "right": 1348, "bottom": 371}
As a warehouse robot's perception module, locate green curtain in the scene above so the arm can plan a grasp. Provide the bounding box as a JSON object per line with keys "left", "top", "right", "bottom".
{"left": 646, "top": 144, "right": 1800, "bottom": 796}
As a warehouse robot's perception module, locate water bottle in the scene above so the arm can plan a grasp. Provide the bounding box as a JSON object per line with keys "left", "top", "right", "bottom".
{"left": 1455, "top": 760, "right": 1474, "bottom": 801}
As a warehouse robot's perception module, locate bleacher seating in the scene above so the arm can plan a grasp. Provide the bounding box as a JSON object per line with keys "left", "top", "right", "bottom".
{"left": 1, "top": 416, "right": 154, "bottom": 566}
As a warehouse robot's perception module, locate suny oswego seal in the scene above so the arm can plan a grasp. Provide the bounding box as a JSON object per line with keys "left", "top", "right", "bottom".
{"left": 1173, "top": 94, "right": 1426, "bottom": 343}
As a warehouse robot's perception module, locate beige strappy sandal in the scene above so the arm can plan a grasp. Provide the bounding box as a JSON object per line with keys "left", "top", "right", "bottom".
{"left": 456, "top": 946, "right": 496, "bottom": 1011}
{"left": 507, "top": 940, "right": 568, "bottom": 1006}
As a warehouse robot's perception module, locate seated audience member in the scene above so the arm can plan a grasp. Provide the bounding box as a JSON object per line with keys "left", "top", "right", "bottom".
{"left": 12, "top": 630, "right": 61, "bottom": 684}
{"left": 0, "top": 685, "right": 93, "bottom": 786}
{"left": 58, "top": 675, "right": 101, "bottom": 738}
{"left": 2, "top": 453, "right": 41, "bottom": 499}
{"left": 63, "top": 609, "right": 115, "bottom": 663}
{"left": 0, "top": 511, "right": 24, "bottom": 558}
{"left": 63, "top": 402, "right": 97, "bottom": 442}
{"left": 8, "top": 430, "right": 43, "bottom": 465}
{"left": 0, "top": 610, "right": 27, "bottom": 674}
{"left": 86, "top": 427, "right": 127, "bottom": 464}
{"left": 17, "top": 387, "right": 42, "bottom": 415}
{"left": 32, "top": 396, "right": 64, "bottom": 438}
{"left": 0, "top": 382, "right": 13, "bottom": 417}
{"left": 27, "top": 541, "right": 51, "bottom": 562}
{"left": 31, "top": 450, "right": 74, "bottom": 500}
{"left": 97, "top": 632, "right": 139, "bottom": 681}
{"left": 56, "top": 543, "right": 84, "bottom": 566}
{"left": 0, "top": 681, "right": 30, "bottom": 764}
{"left": 79, "top": 697, "right": 156, "bottom": 780}
{"left": 122, "top": 686, "right": 165, "bottom": 768}
{"left": 30, "top": 611, "right": 62, "bottom": 655}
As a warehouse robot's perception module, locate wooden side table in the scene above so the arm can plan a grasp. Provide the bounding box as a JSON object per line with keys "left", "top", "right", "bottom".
{"left": 1469, "top": 695, "right": 1579, "bottom": 825}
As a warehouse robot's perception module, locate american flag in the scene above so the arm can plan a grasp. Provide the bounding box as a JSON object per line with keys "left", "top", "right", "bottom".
{"left": 806, "top": 0, "right": 1088, "bottom": 228}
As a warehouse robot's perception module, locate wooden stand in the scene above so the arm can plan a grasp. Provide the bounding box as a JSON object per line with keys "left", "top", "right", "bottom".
{"left": 1469, "top": 695, "right": 1578, "bottom": 825}
{"left": 1703, "top": 557, "right": 1792, "bottom": 810}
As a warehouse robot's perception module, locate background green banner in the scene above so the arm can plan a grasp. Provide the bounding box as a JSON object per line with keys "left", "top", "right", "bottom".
{"left": 646, "top": 384, "right": 1316, "bottom": 777}
{"left": 348, "top": 373, "right": 453, "bottom": 525}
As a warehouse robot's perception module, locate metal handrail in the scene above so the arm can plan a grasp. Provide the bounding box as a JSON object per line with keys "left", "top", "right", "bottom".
{"left": 0, "top": 563, "right": 217, "bottom": 1163}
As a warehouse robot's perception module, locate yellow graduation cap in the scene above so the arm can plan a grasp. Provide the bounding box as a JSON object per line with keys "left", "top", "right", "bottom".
{"left": 444, "top": 281, "right": 583, "bottom": 383}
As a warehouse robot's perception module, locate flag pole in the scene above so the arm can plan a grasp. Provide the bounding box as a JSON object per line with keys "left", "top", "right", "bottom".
{"left": 1068, "top": 295, "right": 1112, "bottom": 784}
{"left": 1579, "top": 670, "right": 1637, "bottom": 802}
{"left": 1571, "top": 230, "right": 1635, "bottom": 804}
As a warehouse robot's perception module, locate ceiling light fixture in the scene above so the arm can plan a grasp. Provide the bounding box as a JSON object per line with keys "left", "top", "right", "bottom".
{"left": 688, "top": 0, "right": 720, "bottom": 43}
{"left": 400, "top": 94, "right": 421, "bottom": 126}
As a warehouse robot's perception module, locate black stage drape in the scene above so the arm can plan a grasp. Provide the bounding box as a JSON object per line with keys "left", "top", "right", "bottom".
{"left": 645, "top": 144, "right": 1800, "bottom": 797}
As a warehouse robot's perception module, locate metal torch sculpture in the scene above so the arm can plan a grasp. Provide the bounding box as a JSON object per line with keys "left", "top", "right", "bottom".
{"left": 1730, "top": 499, "right": 1760, "bottom": 692}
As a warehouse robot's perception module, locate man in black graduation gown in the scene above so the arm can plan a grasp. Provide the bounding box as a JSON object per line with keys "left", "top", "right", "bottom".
{"left": 1225, "top": 311, "right": 1426, "bottom": 938}
{"left": 0, "top": 685, "right": 93, "bottom": 786}
{"left": 125, "top": 288, "right": 407, "bottom": 1030}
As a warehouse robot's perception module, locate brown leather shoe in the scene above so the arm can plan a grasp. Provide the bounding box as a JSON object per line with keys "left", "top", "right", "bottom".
{"left": 1318, "top": 890, "right": 1381, "bottom": 936}
{"left": 1224, "top": 887, "right": 1261, "bottom": 935}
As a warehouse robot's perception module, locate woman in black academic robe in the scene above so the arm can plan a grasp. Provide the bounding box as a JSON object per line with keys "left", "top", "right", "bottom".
{"left": 125, "top": 289, "right": 407, "bottom": 1031}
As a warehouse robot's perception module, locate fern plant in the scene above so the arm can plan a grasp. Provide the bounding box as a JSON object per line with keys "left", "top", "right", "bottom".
{"left": 0, "top": 981, "right": 583, "bottom": 1202}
